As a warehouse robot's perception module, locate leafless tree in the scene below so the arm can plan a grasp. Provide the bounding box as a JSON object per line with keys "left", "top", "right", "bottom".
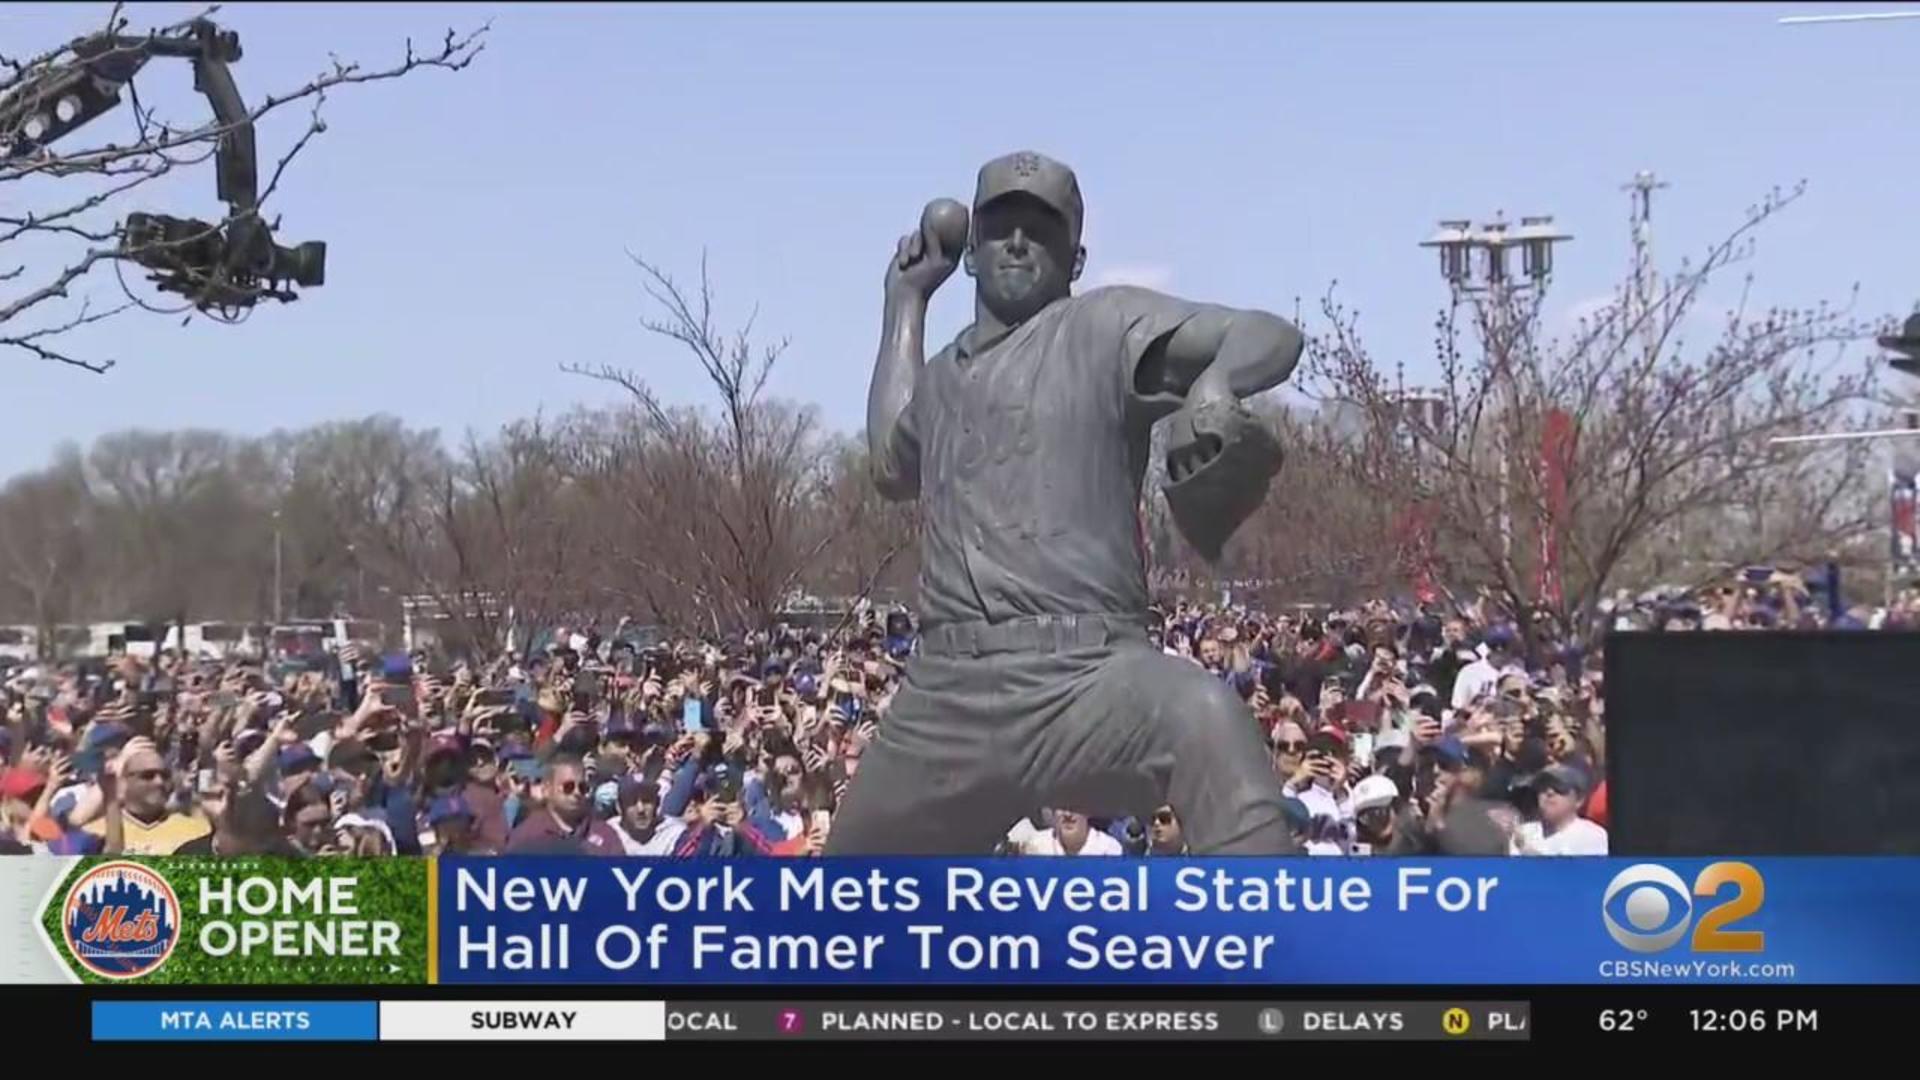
{"left": 565, "top": 255, "right": 875, "bottom": 634}
{"left": 0, "top": 447, "right": 94, "bottom": 654}
{"left": 1304, "top": 182, "right": 1887, "bottom": 648}
{"left": 0, "top": 3, "right": 485, "bottom": 371}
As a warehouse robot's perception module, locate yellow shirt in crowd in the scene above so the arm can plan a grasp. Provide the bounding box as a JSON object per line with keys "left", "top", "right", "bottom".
{"left": 82, "top": 809, "right": 213, "bottom": 855}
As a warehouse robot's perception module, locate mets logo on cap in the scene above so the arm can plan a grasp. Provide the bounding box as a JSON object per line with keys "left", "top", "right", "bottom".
{"left": 62, "top": 861, "right": 181, "bottom": 980}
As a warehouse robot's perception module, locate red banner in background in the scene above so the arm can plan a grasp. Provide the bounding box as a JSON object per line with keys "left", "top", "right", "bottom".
{"left": 1393, "top": 501, "right": 1439, "bottom": 606}
{"left": 1538, "top": 408, "right": 1575, "bottom": 608}
{"left": 1893, "top": 467, "right": 1918, "bottom": 570}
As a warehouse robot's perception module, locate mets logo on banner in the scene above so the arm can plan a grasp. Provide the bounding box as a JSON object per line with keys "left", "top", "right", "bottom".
{"left": 1601, "top": 862, "right": 1766, "bottom": 954}
{"left": 61, "top": 861, "right": 181, "bottom": 980}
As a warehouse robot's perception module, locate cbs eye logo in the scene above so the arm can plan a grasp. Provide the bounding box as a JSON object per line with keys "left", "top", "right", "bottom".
{"left": 1601, "top": 862, "right": 1766, "bottom": 954}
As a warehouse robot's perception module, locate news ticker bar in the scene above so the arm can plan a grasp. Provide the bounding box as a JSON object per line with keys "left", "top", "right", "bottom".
{"left": 92, "top": 1000, "right": 1531, "bottom": 1042}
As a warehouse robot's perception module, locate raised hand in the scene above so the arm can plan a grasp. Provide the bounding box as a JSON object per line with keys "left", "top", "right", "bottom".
{"left": 213, "top": 740, "right": 240, "bottom": 781}
{"left": 885, "top": 199, "right": 965, "bottom": 301}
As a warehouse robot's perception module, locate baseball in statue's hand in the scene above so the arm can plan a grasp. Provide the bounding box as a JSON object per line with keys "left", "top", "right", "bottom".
{"left": 886, "top": 198, "right": 966, "bottom": 300}
{"left": 921, "top": 198, "right": 970, "bottom": 259}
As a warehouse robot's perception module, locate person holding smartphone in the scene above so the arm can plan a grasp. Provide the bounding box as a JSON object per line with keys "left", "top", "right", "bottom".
{"left": 664, "top": 750, "right": 787, "bottom": 857}
{"left": 1281, "top": 729, "right": 1354, "bottom": 854}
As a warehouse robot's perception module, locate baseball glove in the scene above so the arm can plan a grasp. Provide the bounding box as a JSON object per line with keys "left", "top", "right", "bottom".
{"left": 1162, "top": 397, "right": 1284, "bottom": 562}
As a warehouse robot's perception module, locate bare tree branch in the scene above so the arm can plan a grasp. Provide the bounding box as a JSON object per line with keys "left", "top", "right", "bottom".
{"left": 1302, "top": 182, "right": 1885, "bottom": 648}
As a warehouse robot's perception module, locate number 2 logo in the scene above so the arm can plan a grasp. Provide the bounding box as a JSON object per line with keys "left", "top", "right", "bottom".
{"left": 1601, "top": 862, "right": 1766, "bottom": 954}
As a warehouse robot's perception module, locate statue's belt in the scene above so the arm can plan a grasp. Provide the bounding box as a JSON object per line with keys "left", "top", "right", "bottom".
{"left": 918, "top": 614, "right": 1148, "bottom": 658}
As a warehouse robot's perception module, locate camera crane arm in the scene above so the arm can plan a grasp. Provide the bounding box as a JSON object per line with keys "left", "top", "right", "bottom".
{"left": 0, "top": 18, "right": 324, "bottom": 311}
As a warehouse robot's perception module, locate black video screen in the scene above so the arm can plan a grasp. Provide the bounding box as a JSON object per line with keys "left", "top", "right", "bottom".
{"left": 1607, "top": 631, "right": 1920, "bottom": 856}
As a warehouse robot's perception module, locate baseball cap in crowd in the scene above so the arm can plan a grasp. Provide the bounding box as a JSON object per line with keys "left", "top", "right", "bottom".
{"left": 426, "top": 734, "right": 464, "bottom": 761}
{"left": 0, "top": 767, "right": 46, "bottom": 803}
{"left": 1374, "top": 727, "right": 1411, "bottom": 758}
{"left": 1484, "top": 624, "right": 1518, "bottom": 650}
{"left": 277, "top": 744, "right": 320, "bottom": 774}
{"left": 328, "top": 738, "right": 379, "bottom": 776}
{"left": 617, "top": 775, "right": 654, "bottom": 809}
{"left": 1351, "top": 774, "right": 1399, "bottom": 814}
{"left": 427, "top": 793, "right": 474, "bottom": 826}
{"left": 1430, "top": 735, "right": 1470, "bottom": 770}
{"left": 1307, "top": 729, "right": 1349, "bottom": 757}
{"left": 974, "top": 150, "right": 1085, "bottom": 241}
{"left": 1532, "top": 763, "right": 1590, "bottom": 797}
{"left": 336, "top": 811, "right": 397, "bottom": 854}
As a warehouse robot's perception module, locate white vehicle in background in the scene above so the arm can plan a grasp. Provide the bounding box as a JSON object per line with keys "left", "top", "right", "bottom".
{"left": 89, "top": 622, "right": 161, "bottom": 660}
{"left": 158, "top": 621, "right": 266, "bottom": 660}
{"left": 269, "top": 617, "right": 385, "bottom": 665}
{"left": 0, "top": 626, "right": 36, "bottom": 662}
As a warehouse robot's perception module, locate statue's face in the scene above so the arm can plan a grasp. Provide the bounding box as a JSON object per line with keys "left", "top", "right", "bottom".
{"left": 968, "top": 192, "right": 1081, "bottom": 325}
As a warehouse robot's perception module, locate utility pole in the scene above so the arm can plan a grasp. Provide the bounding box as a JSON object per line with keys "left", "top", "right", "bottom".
{"left": 1624, "top": 170, "right": 1669, "bottom": 361}
{"left": 272, "top": 509, "right": 284, "bottom": 626}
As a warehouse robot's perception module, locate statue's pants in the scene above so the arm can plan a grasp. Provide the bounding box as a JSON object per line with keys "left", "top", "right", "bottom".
{"left": 825, "top": 614, "right": 1298, "bottom": 855}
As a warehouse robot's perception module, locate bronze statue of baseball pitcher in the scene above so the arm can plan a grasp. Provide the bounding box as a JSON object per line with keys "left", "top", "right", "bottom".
{"left": 827, "top": 151, "right": 1302, "bottom": 855}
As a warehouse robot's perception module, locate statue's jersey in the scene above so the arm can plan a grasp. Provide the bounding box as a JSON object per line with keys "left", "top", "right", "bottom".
{"left": 883, "top": 285, "right": 1204, "bottom": 627}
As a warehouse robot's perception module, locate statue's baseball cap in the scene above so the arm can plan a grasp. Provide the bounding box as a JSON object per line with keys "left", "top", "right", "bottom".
{"left": 975, "top": 150, "right": 1084, "bottom": 241}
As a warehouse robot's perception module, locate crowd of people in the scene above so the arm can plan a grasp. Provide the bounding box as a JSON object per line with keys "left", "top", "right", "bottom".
{"left": 0, "top": 569, "right": 1903, "bottom": 861}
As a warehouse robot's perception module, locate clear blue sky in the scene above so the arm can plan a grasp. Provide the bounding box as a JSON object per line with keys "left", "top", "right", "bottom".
{"left": 2, "top": 1, "right": 1914, "bottom": 477}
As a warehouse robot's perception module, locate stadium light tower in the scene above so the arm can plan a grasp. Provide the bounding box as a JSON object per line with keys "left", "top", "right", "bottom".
{"left": 1419, "top": 213, "right": 1571, "bottom": 565}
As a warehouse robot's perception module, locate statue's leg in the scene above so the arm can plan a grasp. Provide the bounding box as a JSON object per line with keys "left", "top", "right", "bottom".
{"left": 1030, "top": 641, "right": 1298, "bottom": 855}
{"left": 824, "top": 670, "right": 1025, "bottom": 856}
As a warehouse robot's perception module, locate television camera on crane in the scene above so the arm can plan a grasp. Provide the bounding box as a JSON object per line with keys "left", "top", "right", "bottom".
{"left": 0, "top": 17, "right": 326, "bottom": 314}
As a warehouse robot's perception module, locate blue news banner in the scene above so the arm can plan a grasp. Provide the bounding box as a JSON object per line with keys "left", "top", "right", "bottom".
{"left": 436, "top": 857, "right": 1920, "bottom": 985}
